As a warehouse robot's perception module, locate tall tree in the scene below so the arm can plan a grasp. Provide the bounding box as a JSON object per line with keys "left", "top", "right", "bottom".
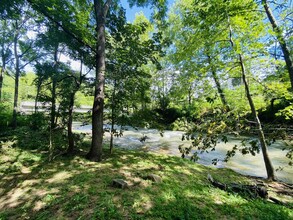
{"left": 168, "top": 0, "right": 276, "bottom": 180}
{"left": 3, "top": 2, "right": 40, "bottom": 127}
{"left": 0, "top": 20, "right": 13, "bottom": 101}
{"left": 226, "top": 15, "right": 275, "bottom": 180}
{"left": 4, "top": 0, "right": 167, "bottom": 160}
{"left": 86, "top": 0, "right": 111, "bottom": 161}
{"left": 105, "top": 11, "right": 162, "bottom": 153}
{"left": 260, "top": 0, "right": 293, "bottom": 89}
{"left": 87, "top": 0, "right": 167, "bottom": 161}
{"left": 167, "top": 2, "right": 230, "bottom": 111}
{"left": 11, "top": 20, "right": 21, "bottom": 128}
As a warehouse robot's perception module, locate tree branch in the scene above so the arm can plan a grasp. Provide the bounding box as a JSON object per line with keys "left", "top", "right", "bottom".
{"left": 26, "top": 0, "right": 96, "bottom": 54}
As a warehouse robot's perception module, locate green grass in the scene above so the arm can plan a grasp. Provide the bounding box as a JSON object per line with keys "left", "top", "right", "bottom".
{"left": 0, "top": 128, "right": 292, "bottom": 219}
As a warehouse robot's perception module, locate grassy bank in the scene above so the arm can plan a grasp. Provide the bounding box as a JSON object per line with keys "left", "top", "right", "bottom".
{"left": 0, "top": 128, "right": 292, "bottom": 219}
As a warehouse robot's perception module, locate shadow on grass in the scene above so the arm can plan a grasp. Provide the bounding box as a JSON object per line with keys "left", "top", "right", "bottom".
{"left": 0, "top": 127, "right": 292, "bottom": 219}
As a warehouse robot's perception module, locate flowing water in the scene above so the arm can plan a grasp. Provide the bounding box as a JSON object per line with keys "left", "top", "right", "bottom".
{"left": 73, "top": 122, "right": 293, "bottom": 184}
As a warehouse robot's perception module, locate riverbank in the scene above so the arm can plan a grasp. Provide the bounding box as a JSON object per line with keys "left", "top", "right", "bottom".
{"left": 0, "top": 147, "right": 292, "bottom": 219}
{"left": 73, "top": 123, "right": 293, "bottom": 184}
{"left": 0, "top": 127, "right": 292, "bottom": 219}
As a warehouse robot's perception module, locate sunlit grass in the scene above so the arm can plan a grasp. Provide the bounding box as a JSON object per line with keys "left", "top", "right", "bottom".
{"left": 0, "top": 129, "right": 292, "bottom": 219}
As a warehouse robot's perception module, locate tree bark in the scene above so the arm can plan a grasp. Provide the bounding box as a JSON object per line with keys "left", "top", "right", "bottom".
{"left": 87, "top": 0, "right": 111, "bottom": 161}
{"left": 34, "top": 78, "right": 42, "bottom": 113}
{"left": 239, "top": 54, "right": 275, "bottom": 180}
{"left": 67, "top": 92, "right": 75, "bottom": 154}
{"left": 188, "top": 85, "right": 192, "bottom": 106}
{"left": 109, "top": 78, "right": 117, "bottom": 154}
{"left": 0, "top": 67, "right": 3, "bottom": 101}
{"left": 262, "top": 0, "right": 293, "bottom": 89}
{"left": 207, "top": 55, "right": 230, "bottom": 111}
{"left": 51, "top": 78, "right": 57, "bottom": 129}
{"left": 12, "top": 21, "right": 20, "bottom": 128}
{"left": 51, "top": 45, "right": 58, "bottom": 129}
{"left": 0, "top": 47, "right": 6, "bottom": 101}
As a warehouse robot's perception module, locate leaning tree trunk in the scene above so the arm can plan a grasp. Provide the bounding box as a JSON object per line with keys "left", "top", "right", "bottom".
{"left": 227, "top": 15, "right": 275, "bottom": 180}
{"left": 12, "top": 21, "right": 20, "bottom": 128}
{"left": 87, "top": 0, "right": 111, "bottom": 161}
{"left": 239, "top": 54, "right": 275, "bottom": 180}
{"left": 262, "top": 0, "right": 293, "bottom": 89}
{"left": 207, "top": 55, "right": 230, "bottom": 111}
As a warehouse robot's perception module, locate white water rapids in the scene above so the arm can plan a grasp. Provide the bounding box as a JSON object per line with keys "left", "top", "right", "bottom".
{"left": 73, "top": 123, "right": 293, "bottom": 184}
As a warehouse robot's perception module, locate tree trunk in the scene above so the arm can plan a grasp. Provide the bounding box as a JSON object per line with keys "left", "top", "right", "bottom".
{"left": 188, "top": 85, "right": 192, "bottom": 106}
{"left": 227, "top": 14, "right": 275, "bottom": 180}
{"left": 12, "top": 21, "right": 20, "bottom": 128}
{"left": 67, "top": 92, "right": 75, "bottom": 154}
{"left": 34, "top": 79, "right": 42, "bottom": 113}
{"left": 51, "top": 78, "right": 57, "bottom": 129}
{"left": 239, "top": 54, "right": 275, "bottom": 180}
{"left": 87, "top": 0, "right": 111, "bottom": 161}
{"left": 207, "top": 55, "right": 230, "bottom": 111}
{"left": 51, "top": 45, "right": 58, "bottom": 129}
{"left": 0, "top": 67, "right": 3, "bottom": 101}
{"left": 110, "top": 120, "right": 114, "bottom": 154}
{"left": 109, "top": 79, "right": 116, "bottom": 154}
{"left": 262, "top": 0, "right": 293, "bottom": 89}
{"left": 0, "top": 48, "right": 5, "bottom": 101}
{"left": 67, "top": 61, "right": 83, "bottom": 154}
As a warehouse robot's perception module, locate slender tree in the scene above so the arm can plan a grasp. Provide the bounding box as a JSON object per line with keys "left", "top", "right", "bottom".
{"left": 261, "top": 0, "right": 293, "bottom": 89}
{"left": 168, "top": 0, "right": 276, "bottom": 180}
{"left": 226, "top": 15, "right": 275, "bottom": 180}
{"left": 0, "top": 20, "right": 13, "bottom": 101}
{"left": 11, "top": 20, "right": 20, "bottom": 128}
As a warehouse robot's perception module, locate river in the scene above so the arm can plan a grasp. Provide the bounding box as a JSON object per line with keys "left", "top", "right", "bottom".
{"left": 73, "top": 123, "right": 293, "bottom": 184}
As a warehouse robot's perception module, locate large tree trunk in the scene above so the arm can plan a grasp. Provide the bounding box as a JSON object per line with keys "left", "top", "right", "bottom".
{"left": 87, "top": 0, "right": 111, "bottom": 161}
{"left": 12, "top": 21, "right": 20, "bottom": 128}
{"left": 262, "top": 0, "right": 293, "bottom": 89}
{"left": 207, "top": 55, "right": 230, "bottom": 111}
{"left": 239, "top": 54, "right": 275, "bottom": 180}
